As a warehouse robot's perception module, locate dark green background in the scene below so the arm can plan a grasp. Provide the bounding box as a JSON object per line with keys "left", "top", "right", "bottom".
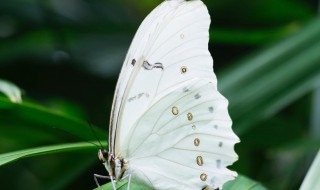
{"left": 0, "top": 0, "right": 320, "bottom": 189}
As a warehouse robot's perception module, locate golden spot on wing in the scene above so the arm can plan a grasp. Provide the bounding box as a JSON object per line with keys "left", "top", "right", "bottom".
{"left": 197, "top": 156, "right": 203, "bottom": 166}
{"left": 181, "top": 66, "right": 188, "bottom": 74}
{"left": 172, "top": 106, "right": 179, "bottom": 115}
{"left": 194, "top": 138, "right": 200, "bottom": 146}
{"left": 187, "top": 113, "right": 193, "bottom": 121}
{"left": 200, "top": 173, "right": 207, "bottom": 181}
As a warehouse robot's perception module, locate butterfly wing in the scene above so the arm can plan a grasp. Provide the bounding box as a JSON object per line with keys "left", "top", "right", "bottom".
{"left": 108, "top": 0, "right": 176, "bottom": 153}
{"left": 123, "top": 79, "right": 239, "bottom": 190}
{"left": 111, "top": 0, "right": 216, "bottom": 156}
{"left": 109, "top": 0, "right": 239, "bottom": 189}
{"left": 108, "top": 0, "right": 184, "bottom": 153}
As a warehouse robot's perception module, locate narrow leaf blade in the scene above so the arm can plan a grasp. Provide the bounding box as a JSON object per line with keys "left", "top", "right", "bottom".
{"left": 0, "top": 141, "right": 106, "bottom": 166}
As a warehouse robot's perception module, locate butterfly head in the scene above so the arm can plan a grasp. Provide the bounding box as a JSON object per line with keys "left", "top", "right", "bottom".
{"left": 98, "top": 149, "right": 115, "bottom": 177}
{"left": 98, "top": 150, "right": 127, "bottom": 180}
{"left": 98, "top": 149, "right": 109, "bottom": 163}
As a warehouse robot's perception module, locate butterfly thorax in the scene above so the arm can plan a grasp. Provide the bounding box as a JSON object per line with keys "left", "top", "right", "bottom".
{"left": 98, "top": 150, "right": 127, "bottom": 181}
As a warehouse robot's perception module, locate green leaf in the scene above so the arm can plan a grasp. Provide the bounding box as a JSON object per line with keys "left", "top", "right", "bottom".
{"left": 219, "top": 18, "right": 320, "bottom": 135}
{"left": 93, "top": 175, "right": 267, "bottom": 190}
{"left": 211, "top": 23, "right": 300, "bottom": 45}
{"left": 300, "top": 150, "right": 320, "bottom": 190}
{"left": 0, "top": 97, "right": 106, "bottom": 142}
{"left": 46, "top": 153, "right": 97, "bottom": 190}
{"left": 94, "top": 181, "right": 129, "bottom": 190}
{"left": 223, "top": 175, "right": 268, "bottom": 190}
{"left": 0, "top": 141, "right": 106, "bottom": 166}
{"left": 0, "top": 79, "right": 22, "bottom": 103}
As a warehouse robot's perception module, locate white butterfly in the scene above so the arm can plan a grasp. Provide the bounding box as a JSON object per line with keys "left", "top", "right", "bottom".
{"left": 96, "top": 0, "right": 239, "bottom": 189}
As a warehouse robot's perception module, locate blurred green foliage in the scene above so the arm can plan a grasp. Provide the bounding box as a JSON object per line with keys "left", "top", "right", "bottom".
{"left": 0, "top": 0, "right": 320, "bottom": 189}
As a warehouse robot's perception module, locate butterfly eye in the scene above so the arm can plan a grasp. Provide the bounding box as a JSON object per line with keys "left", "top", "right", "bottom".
{"left": 102, "top": 150, "right": 108, "bottom": 159}
{"left": 98, "top": 150, "right": 108, "bottom": 162}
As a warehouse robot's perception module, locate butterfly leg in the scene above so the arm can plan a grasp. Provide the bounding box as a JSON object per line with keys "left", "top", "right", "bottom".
{"left": 119, "top": 174, "right": 132, "bottom": 190}
{"left": 93, "top": 174, "right": 111, "bottom": 187}
{"left": 127, "top": 174, "right": 132, "bottom": 190}
{"left": 110, "top": 176, "right": 117, "bottom": 190}
{"left": 94, "top": 174, "right": 116, "bottom": 190}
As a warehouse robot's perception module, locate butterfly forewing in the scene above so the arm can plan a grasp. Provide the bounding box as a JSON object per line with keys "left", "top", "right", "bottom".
{"left": 109, "top": 0, "right": 184, "bottom": 153}
{"left": 111, "top": 0, "right": 217, "bottom": 156}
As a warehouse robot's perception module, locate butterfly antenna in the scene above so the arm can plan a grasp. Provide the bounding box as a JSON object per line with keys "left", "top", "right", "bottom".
{"left": 52, "top": 127, "right": 101, "bottom": 149}
{"left": 87, "top": 121, "right": 104, "bottom": 150}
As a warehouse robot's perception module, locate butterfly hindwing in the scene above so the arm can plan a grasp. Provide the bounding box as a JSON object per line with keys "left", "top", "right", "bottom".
{"left": 123, "top": 79, "right": 239, "bottom": 190}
